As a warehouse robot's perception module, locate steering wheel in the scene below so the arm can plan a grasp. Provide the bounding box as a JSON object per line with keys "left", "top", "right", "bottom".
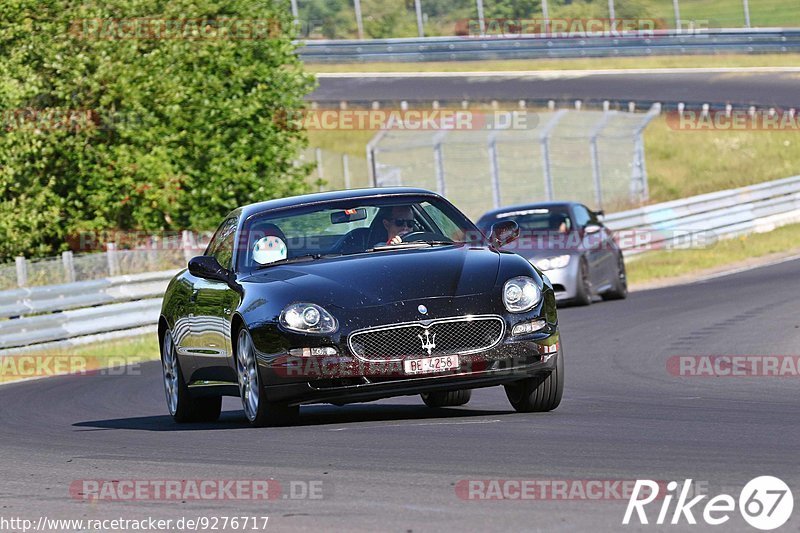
{"left": 401, "top": 231, "right": 452, "bottom": 243}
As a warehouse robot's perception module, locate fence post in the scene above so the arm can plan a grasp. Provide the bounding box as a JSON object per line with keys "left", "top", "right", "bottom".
{"left": 366, "top": 128, "right": 389, "bottom": 187}
{"left": 342, "top": 154, "right": 351, "bottom": 189}
{"left": 15, "top": 256, "right": 28, "bottom": 287}
{"left": 589, "top": 111, "right": 613, "bottom": 211}
{"left": 414, "top": 0, "right": 424, "bottom": 37}
{"left": 315, "top": 147, "right": 324, "bottom": 191}
{"left": 106, "top": 242, "right": 120, "bottom": 277}
{"left": 475, "top": 0, "right": 486, "bottom": 36}
{"left": 181, "top": 231, "right": 196, "bottom": 265}
{"left": 539, "top": 109, "right": 568, "bottom": 201}
{"left": 631, "top": 103, "right": 661, "bottom": 202}
{"left": 62, "top": 251, "right": 76, "bottom": 283}
{"left": 608, "top": 0, "right": 616, "bottom": 25}
{"left": 487, "top": 132, "right": 502, "bottom": 209}
{"left": 541, "top": 0, "right": 550, "bottom": 34}
{"left": 432, "top": 130, "right": 449, "bottom": 197}
{"left": 353, "top": 0, "right": 364, "bottom": 39}
{"left": 742, "top": 0, "right": 751, "bottom": 28}
{"left": 290, "top": 0, "right": 299, "bottom": 22}
{"left": 673, "top": 0, "right": 681, "bottom": 30}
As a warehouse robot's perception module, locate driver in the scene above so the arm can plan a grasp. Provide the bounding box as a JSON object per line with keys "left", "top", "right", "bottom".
{"left": 383, "top": 205, "right": 416, "bottom": 245}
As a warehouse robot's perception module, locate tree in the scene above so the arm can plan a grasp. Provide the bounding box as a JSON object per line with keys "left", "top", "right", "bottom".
{"left": 0, "top": 0, "right": 315, "bottom": 260}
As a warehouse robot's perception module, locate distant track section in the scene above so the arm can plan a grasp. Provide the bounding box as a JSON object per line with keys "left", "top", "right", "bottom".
{"left": 298, "top": 28, "right": 800, "bottom": 63}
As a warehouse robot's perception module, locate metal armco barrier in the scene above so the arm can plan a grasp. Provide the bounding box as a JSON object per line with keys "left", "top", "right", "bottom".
{"left": 298, "top": 28, "right": 800, "bottom": 63}
{"left": 605, "top": 175, "right": 800, "bottom": 254}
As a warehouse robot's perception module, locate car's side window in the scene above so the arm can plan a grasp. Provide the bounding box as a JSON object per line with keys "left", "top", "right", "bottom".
{"left": 572, "top": 205, "right": 593, "bottom": 228}
{"left": 206, "top": 217, "right": 237, "bottom": 271}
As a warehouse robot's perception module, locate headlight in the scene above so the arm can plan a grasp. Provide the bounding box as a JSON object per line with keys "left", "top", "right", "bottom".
{"left": 503, "top": 276, "right": 542, "bottom": 313}
{"left": 534, "top": 254, "right": 571, "bottom": 271}
{"left": 280, "top": 303, "right": 338, "bottom": 334}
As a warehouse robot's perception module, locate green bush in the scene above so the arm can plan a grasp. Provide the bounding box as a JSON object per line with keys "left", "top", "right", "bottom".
{"left": 0, "top": 0, "right": 315, "bottom": 260}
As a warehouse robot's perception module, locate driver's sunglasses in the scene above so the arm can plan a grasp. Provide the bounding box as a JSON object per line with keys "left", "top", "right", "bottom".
{"left": 393, "top": 219, "right": 415, "bottom": 228}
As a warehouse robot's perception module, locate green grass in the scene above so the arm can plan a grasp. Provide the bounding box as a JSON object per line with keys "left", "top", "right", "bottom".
{"left": 627, "top": 222, "right": 800, "bottom": 283}
{"left": 0, "top": 334, "right": 160, "bottom": 383}
{"left": 307, "top": 54, "right": 800, "bottom": 73}
{"left": 644, "top": 117, "right": 800, "bottom": 203}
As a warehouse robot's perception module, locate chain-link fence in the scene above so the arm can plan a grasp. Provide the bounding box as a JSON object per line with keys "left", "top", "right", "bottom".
{"left": 298, "top": 147, "right": 371, "bottom": 191}
{"left": 368, "top": 106, "right": 660, "bottom": 220}
{"left": 1, "top": 232, "right": 213, "bottom": 290}
{"left": 293, "top": 0, "right": 798, "bottom": 39}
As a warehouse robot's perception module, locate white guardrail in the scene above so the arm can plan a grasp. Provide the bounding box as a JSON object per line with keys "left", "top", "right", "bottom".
{"left": 0, "top": 271, "right": 175, "bottom": 351}
{"left": 1, "top": 174, "right": 799, "bottom": 351}
{"left": 605, "top": 174, "right": 800, "bottom": 255}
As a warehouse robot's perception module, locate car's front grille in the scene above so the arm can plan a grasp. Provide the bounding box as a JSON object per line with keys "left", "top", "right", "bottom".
{"left": 348, "top": 315, "right": 505, "bottom": 362}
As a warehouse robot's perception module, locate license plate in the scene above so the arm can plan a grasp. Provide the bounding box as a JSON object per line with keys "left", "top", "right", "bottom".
{"left": 404, "top": 355, "right": 459, "bottom": 375}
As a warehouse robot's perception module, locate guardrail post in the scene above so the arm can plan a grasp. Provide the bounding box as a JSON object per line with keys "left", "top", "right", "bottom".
{"left": 15, "top": 256, "right": 28, "bottom": 287}
{"left": 62, "top": 251, "right": 76, "bottom": 283}
{"left": 487, "top": 131, "right": 502, "bottom": 209}
{"left": 106, "top": 243, "right": 120, "bottom": 277}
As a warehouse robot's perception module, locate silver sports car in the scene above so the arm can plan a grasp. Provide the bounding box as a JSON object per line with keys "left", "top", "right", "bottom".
{"left": 477, "top": 201, "right": 627, "bottom": 306}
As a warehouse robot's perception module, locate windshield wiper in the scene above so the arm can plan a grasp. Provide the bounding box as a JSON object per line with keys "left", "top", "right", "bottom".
{"left": 367, "top": 240, "right": 455, "bottom": 252}
{"left": 255, "top": 253, "right": 342, "bottom": 269}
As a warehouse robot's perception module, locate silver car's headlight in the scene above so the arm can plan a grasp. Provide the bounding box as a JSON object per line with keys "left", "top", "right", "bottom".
{"left": 280, "top": 303, "right": 338, "bottom": 334}
{"left": 534, "top": 254, "right": 571, "bottom": 271}
{"left": 503, "top": 276, "right": 542, "bottom": 313}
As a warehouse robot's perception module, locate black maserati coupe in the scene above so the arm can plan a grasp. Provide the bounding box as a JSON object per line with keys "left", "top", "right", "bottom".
{"left": 159, "top": 188, "right": 564, "bottom": 426}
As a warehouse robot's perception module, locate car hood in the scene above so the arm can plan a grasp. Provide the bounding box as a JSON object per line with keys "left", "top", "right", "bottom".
{"left": 242, "top": 245, "right": 501, "bottom": 308}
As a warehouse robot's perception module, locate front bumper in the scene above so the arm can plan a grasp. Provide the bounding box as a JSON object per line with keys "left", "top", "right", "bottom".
{"left": 258, "top": 329, "right": 560, "bottom": 406}
{"left": 539, "top": 262, "right": 580, "bottom": 301}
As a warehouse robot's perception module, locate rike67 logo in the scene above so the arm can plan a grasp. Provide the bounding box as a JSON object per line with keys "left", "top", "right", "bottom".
{"left": 623, "top": 477, "right": 794, "bottom": 530}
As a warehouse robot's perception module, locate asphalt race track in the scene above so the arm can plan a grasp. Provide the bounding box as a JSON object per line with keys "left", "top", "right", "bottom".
{"left": 1, "top": 258, "right": 799, "bottom": 532}
{"left": 310, "top": 70, "right": 800, "bottom": 109}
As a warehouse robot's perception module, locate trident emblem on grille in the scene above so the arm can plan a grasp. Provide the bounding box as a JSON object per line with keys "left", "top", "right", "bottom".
{"left": 418, "top": 329, "right": 436, "bottom": 356}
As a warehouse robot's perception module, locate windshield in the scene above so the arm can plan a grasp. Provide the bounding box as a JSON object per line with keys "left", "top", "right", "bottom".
{"left": 488, "top": 207, "right": 573, "bottom": 234}
{"left": 236, "top": 195, "right": 481, "bottom": 273}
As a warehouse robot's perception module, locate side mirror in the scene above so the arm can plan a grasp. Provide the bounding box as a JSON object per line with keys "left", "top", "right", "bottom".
{"left": 489, "top": 220, "right": 520, "bottom": 248}
{"left": 584, "top": 223, "right": 603, "bottom": 235}
{"left": 594, "top": 209, "right": 605, "bottom": 218}
{"left": 188, "top": 256, "right": 229, "bottom": 283}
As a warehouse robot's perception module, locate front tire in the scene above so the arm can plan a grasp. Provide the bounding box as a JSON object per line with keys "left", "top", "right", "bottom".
{"left": 421, "top": 389, "right": 472, "bottom": 407}
{"left": 572, "top": 259, "right": 592, "bottom": 306}
{"left": 161, "top": 330, "right": 221, "bottom": 423}
{"left": 236, "top": 328, "right": 299, "bottom": 427}
{"left": 504, "top": 344, "right": 564, "bottom": 413}
{"left": 602, "top": 253, "right": 628, "bottom": 301}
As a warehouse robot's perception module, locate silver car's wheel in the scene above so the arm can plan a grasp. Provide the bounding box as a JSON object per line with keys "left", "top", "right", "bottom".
{"left": 162, "top": 331, "right": 179, "bottom": 415}
{"left": 237, "top": 329, "right": 260, "bottom": 422}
